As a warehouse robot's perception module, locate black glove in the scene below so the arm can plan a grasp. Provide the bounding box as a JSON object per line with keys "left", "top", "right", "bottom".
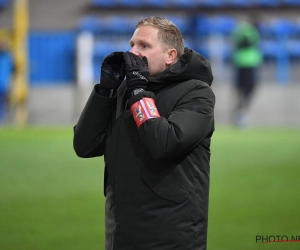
{"left": 123, "top": 52, "right": 149, "bottom": 97}
{"left": 98, "top": 52, "right": 125, "bottom": 96}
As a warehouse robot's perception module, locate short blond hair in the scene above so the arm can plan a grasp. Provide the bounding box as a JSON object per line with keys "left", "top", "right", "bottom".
{"left": 136, "top": 16, "right": 184, "bottom": 58}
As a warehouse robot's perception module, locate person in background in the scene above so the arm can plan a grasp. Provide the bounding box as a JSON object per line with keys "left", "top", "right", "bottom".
{"left": 231, "top": 20, "right": 262, "bottom": 127}
{"left": 73, "top": 16, "right": 215, "bottom": 250}
{"left": 0, "top": 33, "right": 14, "bottom": 124}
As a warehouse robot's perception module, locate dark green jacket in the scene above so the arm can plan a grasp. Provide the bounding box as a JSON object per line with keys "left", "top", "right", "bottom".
{"left": 232, "top": 22, "right": 263, "bottom": 67}
{"left": 73, "top": 48, "right": 215, "bottom": 250}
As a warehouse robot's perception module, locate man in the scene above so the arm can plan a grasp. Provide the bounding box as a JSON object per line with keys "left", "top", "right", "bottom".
{"left": 231, "top": 20, "right": 262, "bottom": 127}
{"left": 74, "top": 16, "right": 215, "bottom": 250}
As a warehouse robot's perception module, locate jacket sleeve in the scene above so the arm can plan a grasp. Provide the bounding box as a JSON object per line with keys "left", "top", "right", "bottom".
{"left": 135, "top": 83, "right": 215, "bottom": 160}
{"left": 73, "top": 86, "right": 116, "bottom": 158}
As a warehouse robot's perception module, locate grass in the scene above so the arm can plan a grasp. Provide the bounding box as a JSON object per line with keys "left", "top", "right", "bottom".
{"left": 0, "top": 126, "right": 300, "bottom": 250}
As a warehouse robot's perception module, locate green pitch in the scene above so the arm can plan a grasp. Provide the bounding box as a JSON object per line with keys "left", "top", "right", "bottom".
{"left": 0, "top": 126, "right": 299, "bottom": 250}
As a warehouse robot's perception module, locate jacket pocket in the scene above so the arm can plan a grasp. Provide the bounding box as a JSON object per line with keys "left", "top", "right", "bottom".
{"left": 141, "top": 171, "right": 189, "bottom": 204}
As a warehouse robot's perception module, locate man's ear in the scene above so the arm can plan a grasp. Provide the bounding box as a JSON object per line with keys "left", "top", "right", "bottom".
{"left": 166, "top": 49, "right": 177, "bottom": 66}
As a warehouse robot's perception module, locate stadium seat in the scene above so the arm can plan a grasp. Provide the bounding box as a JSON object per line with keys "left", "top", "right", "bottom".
{"left": 260, "top": 40, "right": 279, "bottom": 61}
{"left": 287, "top": 39, "right": 300, "bottom": 61}
{"left": 258, "top": 19, "right": 296, "bottom": 38}
{"left": 79, "top": 16, "right": 141, "bottom": 35}
{"left": 118, "top": 0, "right": 144, "bottom": 7}
{"left": 258, "top": 21, "right": 274, "bottom": 38}
{"left": 195, "top": 15, "right": 211, "bottom": 36}
{"left": 144, "top": 0, "right": 169, "bottom": 8}
{"left": 282, "top": 0, "right": 300, "bottom": 6}
{"left": 227, "top": 0, "right": 254, "bottom": 7}
{"left": 0, "top": 0, "right": 9, "bottom": 8}
{"left": 195, "top": 15, "right": 236, "bottom": 62}
{"left": 196, "top": 16, "right": 237, "bottom": 35}
{"left": 296, "top": 19, "right": 300, "bottom": 35}
{"left": 78, "top": 16, "right": 100, "bottom": 34}
{"left": 209, "top": 16, "right": 237, "bottom": 35}
{"left": 260, "top": 39, "right": 289, "bottom": 83}
{"left": 255, "top": 0, "right": 281, "bottom": 7}
{"left": 259, "top": 19, "right": 296, "bottom": 84}
{"left": 105, "top": 16, "right": 136, "bottom": 34}
{"left": 93, "top": 40, "right": 116, "bottom": 58}
{"left": 200, "top": 0, "right": 226, "bottom": 8}
{"left": 172, "top": 0, "right": 197, "bottom": 8}
{"left": 273, "top": 19, "right": 296, "bottom": 35}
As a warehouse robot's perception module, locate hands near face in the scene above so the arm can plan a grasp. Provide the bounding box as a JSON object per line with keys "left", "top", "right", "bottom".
{"left": 98, "top": 51, "right": 149, "bottom": 97}
{"left": 123, "top": 52, "right": 149, "bottom": 96}
{"left": 99, "top": 52, "right": 126, "bottom": 96}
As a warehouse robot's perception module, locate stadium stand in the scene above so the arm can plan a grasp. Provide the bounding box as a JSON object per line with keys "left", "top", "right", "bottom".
{"left": 259, "top": 18, "right": 298, "bottom": 83}
{"left": 89, "top": 0, "right": 300, "bottom": 8}
{"left": 4, "top": 0, "right": 297, "bottom": 84}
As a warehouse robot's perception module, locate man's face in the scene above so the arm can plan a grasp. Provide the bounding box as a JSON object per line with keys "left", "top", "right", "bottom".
{"left": 129, "top": 25, "right": 169, "bottom": 77}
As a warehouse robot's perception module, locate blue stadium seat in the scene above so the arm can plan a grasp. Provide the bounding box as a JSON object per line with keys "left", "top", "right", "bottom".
{"left": 259, "top": 19, "right": 296, "bottom": 84}
{"left": 0, "top": 0, "right": 9, "bottom": 8}
{"left": 94, "top": 40, "right": 116, "bottom": 58}
{"left": 118, "top": 0, "right": 144, "bottom": 7}
{"left": 258, "top": 21, "right": 274, "bottom": 38}
{"left": 282, "top": 0, "right": 300, "bottom": 6}
{"left": 144, "top": 0, "right": 169, "bottom": 8}
{"left": 79, "top": 16, "right": 141, "bottom": 35}
{"left": 195, "top": 15, "right": 211, "bottom": 36}
{"left": 287, "top": 39, "right": 300, "bottom": 61}
{"left": 200, "top": 0, "right": 226, "bottom": 8}
{"left": 197, "top": 15, "right": 237, "bottom": 37}
{"left": 260, "top": 40, "right": 279, "bottom": 60}
{"left": 195, "top": 15, "right": 236, "bottom": 62}
{"left": 209, "top": 16, "right": 237, "bottom": 35}
{"left": 78, "top": 17, "right": 100, "bottom": 34}
{"left": 172, "top": 0, "right": 197, "bottom": 8}
{"left": 296, "top": 19, "right": 300, "bottom": 35}
{"left": 227, "top": 0, "right": 254, "bottom": 7}
{"left": 259, "top": 19, "right": 296, "bottom": 38}
{"left": 255, "top": 0, "right": 281, "bottom": 7}
{"left": 105, "top": 16, "right": 136, "bottom": 34}
{"left": 272, "top": 19, "right": 296, "bottom": 36}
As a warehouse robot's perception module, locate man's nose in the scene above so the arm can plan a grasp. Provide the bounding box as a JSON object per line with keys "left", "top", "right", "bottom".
{"left": 130, "top": 47, "right": 140, "bottom": 56}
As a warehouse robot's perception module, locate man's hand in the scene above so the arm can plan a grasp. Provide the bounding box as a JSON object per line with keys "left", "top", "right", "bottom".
{"left": 123, "top": 52, "right": 149, "bottom": 96}
{"left": 98, "top": 52, "right": 125, "bottom": 96}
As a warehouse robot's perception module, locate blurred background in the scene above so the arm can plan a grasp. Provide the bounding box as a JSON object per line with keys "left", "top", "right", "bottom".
{"left": 0, "top": 0, "right": 300, "bottom": 250}
{"left": 0, "top": 0, "right": 300, "bottom": 126}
